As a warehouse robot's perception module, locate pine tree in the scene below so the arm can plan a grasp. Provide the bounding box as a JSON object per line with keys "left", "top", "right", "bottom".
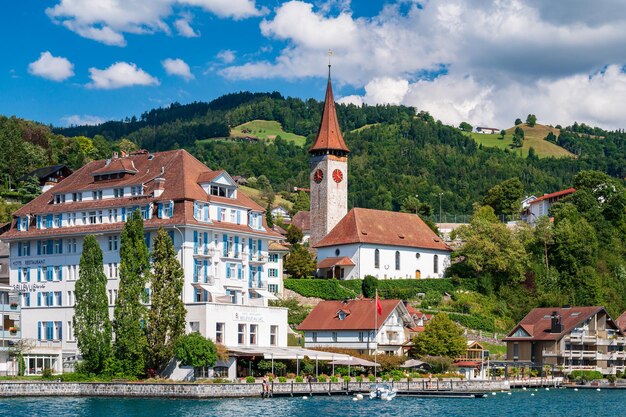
{"left": 113, "top": 210, "right": 150, "bottom": 377}
{"left": 146, "top": 228, "right": 186, "bottom": 372}
{"left": 74, "top": 235, "right": 112, "bottom": 374}
{"left": 265, "top": 202, "right": 274, "bottom": 228}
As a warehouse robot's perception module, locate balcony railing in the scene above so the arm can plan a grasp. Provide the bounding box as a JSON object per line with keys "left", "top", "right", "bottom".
{"left": 249, "top": 280, "right": 267, "bottom": 290}
{"left": 249, "top": 254, "right": 265, "bottom": 263}
{"left": 194, "top": 247, "right": 216, "bottom": 257}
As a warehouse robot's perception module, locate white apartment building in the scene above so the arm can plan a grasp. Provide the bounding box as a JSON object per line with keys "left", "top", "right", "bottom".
{"left": 4, "top": 149, "right": 288, "bottom": 376}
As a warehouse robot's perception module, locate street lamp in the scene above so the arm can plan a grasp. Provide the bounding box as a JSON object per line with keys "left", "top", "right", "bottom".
{"left": 415, "top": 194, "right": 419, "bottom": 215}
{"left": 438, "top": 193, "right": 443, "bottom": 223}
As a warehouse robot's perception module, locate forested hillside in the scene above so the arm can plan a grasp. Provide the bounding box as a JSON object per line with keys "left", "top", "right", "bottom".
{"left": 1, "top": 92, "right": 624, "bottom": 217}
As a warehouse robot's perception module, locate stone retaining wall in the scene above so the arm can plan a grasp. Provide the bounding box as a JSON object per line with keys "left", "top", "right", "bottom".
{"left": 0, "top": 379, "right": 509, "bottom": 398}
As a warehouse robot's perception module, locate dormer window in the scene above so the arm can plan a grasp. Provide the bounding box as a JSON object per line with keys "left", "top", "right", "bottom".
{"left": 92, "top": 190, "right": 103, "bottom": 200}
{"left": 54, "top": 194, "right": 65, "bottom": 204}
{"left": 131, "top": 185, "right": 143, "bottom": 196}
{"left": 338, "top": 311, "right": 346, "bottom": 321}
{"left": 114, "top": 188, "right": 124, "bottom": 198}
{"left": 72, "top": 192, "right": 82, "bottom": 202}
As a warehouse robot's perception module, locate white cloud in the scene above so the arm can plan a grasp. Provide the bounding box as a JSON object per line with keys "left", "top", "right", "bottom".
{"left": 28, "top": 51, "right": 74, "bottom": 81}
{"left": 87, "top": 62, "right": 160, "bottom": 89}
{"left": 162, "top": 58, "right": 194, "bottom": 80}
{"left": 224, "top": 0, "right": 626, "bottom": 129}
{"left": 46, "top": 0, "right": 262, "bottom": 45}
{"left": 174, "top": 16, "right": 200, "bottom": 37}
{"left": 217, "top": 50, "right": 236, "bottom": 64}
{"left": 60, "top": 114, "right": 106, "bottom": 126}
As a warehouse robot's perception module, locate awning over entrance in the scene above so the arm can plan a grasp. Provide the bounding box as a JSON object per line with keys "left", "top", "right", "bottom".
{"left": 250, "top": 288, "right": 279, "bottom": 300}
{"left": 318, "top": 256, "right": 355, "bottom": 269}
{"left": 193, "top": 283, "right": 226, "bottom": 295}
{"left": 228, "top": 346, "right": 353, "bottom": 361}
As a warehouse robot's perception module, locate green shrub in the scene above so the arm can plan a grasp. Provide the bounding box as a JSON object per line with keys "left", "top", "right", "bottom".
{"left": 42, "top": 367, "right": 53, "bottom": 378}
{"left": 362, "top": 276, "right": 378, "bottom": 298}
{"left": 284, "top": 279, "right": 356, "bottom": 300}
{"left": 295, "top": 376, "right": 304, "bottom": 383}
{"left": 330, "top": 376, "right": 339, "bottom": 383}
{"left": 341, "top": 279, "right": 455, "bottom": 300}
{"left": 447, "top": 313, "right": 495, "bottom": 332}
{"left": 381, "top": 375, "right": 389, "bottom": 382}
{"left": 368, "top": 375, "right": 376, "bottom": 382}
{"left": 278, "top": 376, "right": 287, "bottom": 383}
{"left": 607, "top": 374, "right": 616, "bottom": 383}
{"left": 356, "top": 376, "right": 363, "bottom": 382}
{"left": 318, "top": 375, "right": 327, "bottom": 382}
{"left": 570, "top": 370, "right": 603, "bottom": 381}
{"left": 343, "top": 376, "right": 351, "bottom": 382}
{"left": 245, "top": 376, "right": 256, "bottom": 383}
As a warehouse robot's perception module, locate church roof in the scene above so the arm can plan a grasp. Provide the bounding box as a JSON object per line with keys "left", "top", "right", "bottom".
{"left": 313, "top": 208, "right": 451, "bottom": 251}
{"left": 309, "top": 68, "right": 350, "bottom": 154}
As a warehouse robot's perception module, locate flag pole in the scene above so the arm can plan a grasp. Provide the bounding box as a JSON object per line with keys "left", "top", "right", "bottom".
{"left": 374, "top": 290, "right": 378, "bottom": 380}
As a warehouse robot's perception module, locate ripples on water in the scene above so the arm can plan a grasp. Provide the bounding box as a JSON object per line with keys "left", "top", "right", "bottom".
{"left": 0, "top": 389, "right": 621, "bottom": 417}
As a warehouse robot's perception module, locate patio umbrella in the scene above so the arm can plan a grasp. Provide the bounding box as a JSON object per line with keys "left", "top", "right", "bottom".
{"left": 401, "top": 359, "right": 430, "bottom": 369}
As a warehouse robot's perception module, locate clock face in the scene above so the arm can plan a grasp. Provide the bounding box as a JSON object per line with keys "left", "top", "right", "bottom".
{"left": 313, "top": 169, "right": 324, "bottom": 184}
{"left": 332, "top": 169, "right": 343, "bottom": 183}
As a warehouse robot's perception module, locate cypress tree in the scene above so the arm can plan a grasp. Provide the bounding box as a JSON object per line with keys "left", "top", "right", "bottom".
{"left": 74, "top": 235, "right": 112, "bottom": 374}
{"left": 113, "top": 209, "right": 150, "bottom": 377}
{"left": 146, "top": 228, "right": 186, "bottom": 372}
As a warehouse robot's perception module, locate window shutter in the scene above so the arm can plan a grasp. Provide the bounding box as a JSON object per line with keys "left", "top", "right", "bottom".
{"left": 194, "top": 201, "right": 199, "bottom": 219}
{"left": 236, "top": 210, "right": 241, "bottom": 225}
{"left": 249, "top": 239, "right": 253, "bottom": 260}
{"left": 46, "top": 214, "right": 53, "bottom": 228}
{"left": 258, "top": 266, "right": 263, "bottom": 287}
{"left": 17, "top": 218, "right": 21, "bottom": 232}
{"left": 58, "top": 239, "right": 63, "bottom": 254}
{"left": 58, "top": 267, "right": 63, "bottom": 281}
{"left": 168, "top": 230, "right": 175, "bottom": 243}
{"left": 58, "top": 322, "right": 62, "bottom": 341}
{"left": 37, "top": 241, "right": 41, "bottom": 256}
{"left": 37, "top": 215, "right": 42, "bottom": 229}
{"left": 122, "top": 207, "right": 126, "bottom": 222}
{"left": 47, "top": 322, "right": 53, "bottom": 340}
{"left": 18, "top": 242, "right": 22, "bottom": 257}
{"left": 38, "top": 322, "right": 41, "bottom": 340}
{"left": 47, "top": 240, "right": 53, "bottom": 254}
{"left": 158, "top": 203, "right": 163, "bottom": 218}
{"left": 203, "top": 260, "right": 208, "bottom": 283}
{"left": 237, "top": 264, "right": 242, "bottom": 280}
{"left": 193, "top": 231, "right": 198, "bottom": 254}
{"left": 37, "top": 293, "right": 41, "bottom": 306}
{"left": 47, "top": 269, "right": 53, "bottom": 282}
{"left": 37, "top": 266, "right": 41, "bottom": 282}
{"left": 234, "top": 236, "right": 239, "bottom": 257}
{"left": 258, "top": 240, "right": 262, "bottom": 257}
{"left": 26, "top": 267, "right": 30, "bottom": 282}
{"left": 204, "top": 232, "right": 209, "bottom": 255}
{"left": 226, "top": 263, "right": 231, "bottom": 279}
{"left": 193, "top": 259, "right": 199, "bottom": 282}
{"left": 222, "top": 234, "right": 228, "bottom": 256}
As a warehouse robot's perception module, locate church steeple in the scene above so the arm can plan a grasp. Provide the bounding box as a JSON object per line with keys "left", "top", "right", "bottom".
{"left": 309, "top": 66, "right": 350, "bottom": 156}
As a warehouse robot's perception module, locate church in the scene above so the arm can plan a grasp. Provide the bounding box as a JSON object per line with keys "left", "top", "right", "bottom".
{"left": 299, "top": 67, "right": 451, "bottom": 280}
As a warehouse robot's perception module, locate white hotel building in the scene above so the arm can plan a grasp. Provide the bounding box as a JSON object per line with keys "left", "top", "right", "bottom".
{"left": 3, "top": 149, "right": 288, "bottom": 376}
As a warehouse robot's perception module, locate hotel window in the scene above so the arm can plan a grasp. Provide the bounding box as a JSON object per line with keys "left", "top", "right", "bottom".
{"left": 249, "top": 324, "right": 258, "bottom": 345}
{"left": 81, "top": 212, "right": 87, "bottom": 225}
{"left": 109, "top": 208, "right": 118, "bottom": 223}
{"left": 66, "top": 238, "right": 77, "bottom": 253}
{"left": 108, "top": 235, "right": 119, "bottom": 251}
{"left": 89, "top": 211, "right": 97, "bottom": 224}
{"left": 114, "top": 188, "right": 124, "bottom": 198}
{"left": 312, "top": 332, "right": 318, "bottom": 343}
{"left": 374, "top": 249, "right": 380, "bottom": 269}
{"left": 68, "top": 212, "right": 76, "bottom": 226}
{"left": 219, "top": 208, "right": 226, "bottom": 222}
{"left": 433, "top": 255, "right": 439, "bottom": 274}
{"left": 68, "top": 265, "right": 78, "bottom": 281}
{"left": 54, "top": 239, "right": 63, "bottom": 254}
{"left": 216, "top": 323, "right": 225, "bottom": 343}
{"left": 55, "top": 194, "right": 65, "bottom": 204}
{"left": 68, "top": 291, "right": 74, "bottom": 306}
{"left": 22, "top": 293, "right": 30, "bottom": 307}
{"left": 54, "top": 214, "right": 62, "bottom": 228}
{"left": 92, "top": 190, "right": 103, "bottom": 200}
{"left": 72, "top": 192, "right": 82, "bottom": 202}
{"left": 332, "top": 332, "right": 338, "bottom": 342}
{"left": 98, "top": 210, "right": 103, "bottom": 223}
{"left": 108, "top": 290, "right": 113, "bottom": 305}
{"left": 238, "top": 324, "right": 246, "bottom": 345}
{"left": 268, "top": 284, "right": 279, "bottom": 294}
{"left": 20, "top": 216, "right": 29, "bottom": 231}
{"left": 270, "top": 325, "right": 278, "bottom": 346}
{"left": 189, "top": 322, "right": 200, "bottom": 333}
{"left": 358, "top": 332, "right": 364, "bottom": 342}
{"left": 55, "top": 291, "right": 62, "bottom": 306}
{"left": 67, "top": 321, "right": 74, "bottom": 342}
{"left": 131, "top": 185, "right": 143, "bottom": 196}
{"left": 269, "top": 254, "right": 279, "bottom": 263}
{"left": 21, "top": 268, "right": 29, "bottom": 283}
{"left": 395, "top": 251, "right": 400, "bottom": 270}
{"left": 268, "top": 268, "right": 278, "bottom": 278}
{"left": 230, "top": 210, "right": 236, "bottom": 223}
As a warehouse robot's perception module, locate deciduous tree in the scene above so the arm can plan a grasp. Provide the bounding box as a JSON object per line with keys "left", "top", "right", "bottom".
{"left": 411, "top": 314, "right": 466, "bottom": 358}
{"left": 175, "top": 333, "right": 218, "bottom": 369}
{"left": 74, "top": 235, "right": 112, "bottom": 374}
{"left": 285, "top": 245, "right": 316, "bottom": 278}
{"left": 146, "top": 228, "right": 186, "bottom": 373}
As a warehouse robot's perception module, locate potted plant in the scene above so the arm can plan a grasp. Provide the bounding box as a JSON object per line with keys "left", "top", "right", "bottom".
{"left": 8, "top": 327, "right": 18, "bottom": 334}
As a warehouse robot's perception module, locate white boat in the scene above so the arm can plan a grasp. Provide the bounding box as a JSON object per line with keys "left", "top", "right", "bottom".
{"left": 369, "top": 383, "right": 397, "bottom": 401}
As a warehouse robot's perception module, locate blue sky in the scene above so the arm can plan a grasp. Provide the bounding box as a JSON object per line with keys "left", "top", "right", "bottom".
{"left": 3, "top": 1, "right": 626, "bottom": 130}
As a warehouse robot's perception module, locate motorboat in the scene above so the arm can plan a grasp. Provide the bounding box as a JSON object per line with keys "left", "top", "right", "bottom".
{"left": 369, "top": 383, "right": 397, "bottom": 401}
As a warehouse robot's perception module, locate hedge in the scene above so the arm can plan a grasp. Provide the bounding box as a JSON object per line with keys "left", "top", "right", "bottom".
{"left": 284, "top": 279, "right": 356, "bottom": 300}
{"left": 569, "top": 370, "right": 604, "bottom": 381}
{"left": 340, "top": 279, "right": 456, "bottom": 299}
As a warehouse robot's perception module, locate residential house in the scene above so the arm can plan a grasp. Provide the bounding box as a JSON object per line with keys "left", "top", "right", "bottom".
{"left": 0, "top": 283, "right": 20, "bottom": 375}
{"left": 475, "top": 127, "right": 499, "bottom": 134}
{"left": 271, "top": 206, "right": 291, "bottom": 222}
{"left": 455, "top": 340, "right": 487, "bottom": 380}
{"left": 267, "top": 241, "right": 289, "bottom": 297}
{"left": 521, "top": 188, "right": 575, "bottom": 225}
{"left": 290, "top": 211, "right": 310, "bottom": 243}
{"left": 18, "top": 165, "right": 73, "bottom": 193}
{"left": 298, "top": 298, "right": 415, "bottom": 356}
{"left": 503, "top": 306, "right": 626, "bottom": 375}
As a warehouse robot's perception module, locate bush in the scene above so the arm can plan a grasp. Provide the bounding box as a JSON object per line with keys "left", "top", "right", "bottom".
{"left": 607, "top": 374, "right": 616, "bottom": 383}
{"left": 343, "top": 376, "right": 351, "bottom": 382}
{"left": 245, "top": 376, "right": 256, "bottom": 383}
{"left": 318, "top": 375, "right": 327, "bottom": 382}
{"left": 362, "top": 276, "right": 378, "bottom": 298}
{"left": 278, "top": 376, "right": 287, "bottom": 383}
{"left": 343, "top": 279, "right": 456, "bottom": 300}
{"left": 42, "top": 367, "right": 53, "bottom": 379}
{"left": 447, "top": 313, "right": 495, "bottom": 332}
{"left": 295, "top": 376, "right": 304, "bottom": 383}
{"left": 368, "top": 375, "right": 376, "bottom": 382}
{"left": 330, "top": 376, "right": 339, "bottom": 383}
{"left": 570, "top": 370, "right": 603, "bottom": 381}
{"left": 284, "top": 279, "right": 356, "bottom": 300}
{"left": 356, "top": 376, "right": 363, "bottom": 382}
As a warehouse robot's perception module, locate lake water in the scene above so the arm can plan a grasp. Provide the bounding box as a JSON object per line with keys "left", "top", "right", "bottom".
{"left": 0, "top": 389, "right": 619, "bottom": 417}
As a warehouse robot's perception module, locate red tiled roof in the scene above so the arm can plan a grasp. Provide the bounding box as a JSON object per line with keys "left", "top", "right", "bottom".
{"left": 314, "top": 208, "right": 451, "bottom": 251}
{"left": 309, "top": 74, "right": 350, "bottom": 154}
{"left": 616, "top": 311, "right": 626, "bottom": 332}
{"left": 197, "top": 170, "right": 225, "bottom": 184}
{"left": 4, "top": 150, "right": 281, "bottom": 240}
{"left": 529, "top": 188, "right": 576, "bottom": 204}
{"left": 454, "top": 361, "right": 482, "bottom": 368}
{"left": 268, "top": 241, "right": 290, "bottom": 252}
{"left": 91, "top": 158, "right": 138, "bottom": 176}
{"left": 408, "top": 326, "right": 426, "bottom": 333}
{"left": 297, "top": 299, "right": 406, "bottom": 331}
{"left": 503, "top": 306, "right": 620, "bottom": 342}
{"left": 317, "top": 256, "right": 355, "bottom": 269}
{"left": 291, "top": 211, "right": 310, "bottom": 232}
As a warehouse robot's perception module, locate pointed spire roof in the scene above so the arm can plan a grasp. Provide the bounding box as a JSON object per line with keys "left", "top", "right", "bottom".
{"left": 309, "top": 66, "right": 350, "bottom": 155}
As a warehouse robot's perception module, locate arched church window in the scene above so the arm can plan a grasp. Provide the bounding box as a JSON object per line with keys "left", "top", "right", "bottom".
{"left": 395, "top": 251, "right": 400, "bottom": 270}
{"left": 335, "top": 248, "right": 340, "bottom": 256}
{"left": 374, "top": 249, "right": 380, "bottom": 269}
{"left": 434, "top": 255, "right": 439, "bottom": 274}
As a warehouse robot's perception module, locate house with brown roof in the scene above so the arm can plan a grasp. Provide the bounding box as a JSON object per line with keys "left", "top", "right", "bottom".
{"left": 313, "top": 208, "right": 451, "bottom": 280}
{"left": 18, "top": 164, "right": 73, "bottom": 193}
{"left": 503, "top": 306, "right": 626, "bottom": 375}
{"left": 298, "top": 298, "right": 415, "bottom": 355}
{"left": 521, "top": 188, "right": 576, "bottom": 225}
{"left": 290, "top": 211, "right": 310, "bottom": 243}
{"left": 4, "top": 149, "right": 290, "bottom": 377}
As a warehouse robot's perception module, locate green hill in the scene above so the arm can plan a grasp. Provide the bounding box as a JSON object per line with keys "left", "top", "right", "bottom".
{"left": 231, "top": 120, "right": 306, "bottom": 146}
{"left": 466, "top": 123, "right": 574, "bottom": 158}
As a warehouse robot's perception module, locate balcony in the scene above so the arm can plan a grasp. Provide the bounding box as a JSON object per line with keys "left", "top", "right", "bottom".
{"left": 249, "top": 280, "right": 267, "bottom": 290}
{"left": 194, "top": 247, "right": 216, "bottom": 258}
{"left": 248, "top": 254, "right": 266, "bottom": 264}
{"left": 542, "top": 350, "right": 559, "bottom": 357}
{"left": 220, "top": 251, "right": 243, "bottom": 260}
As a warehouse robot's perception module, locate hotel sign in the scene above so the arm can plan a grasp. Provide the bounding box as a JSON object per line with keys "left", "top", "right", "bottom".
{"left": 13, "top": 283, "right": 47, "bottom": 294}
{"left": 11, "top": 259, "right": 46, "bottom": 268}
{"left": 233, "top": 312, "right": 264, "bottom": 323}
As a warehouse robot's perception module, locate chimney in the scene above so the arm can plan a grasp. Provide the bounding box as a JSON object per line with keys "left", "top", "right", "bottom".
{"left": 112, "top": 151, "right": 119, "bottom": 159}
{"left": 153, "top": 177, "right": 165, "bottom": 198}
{"left": 551, "top": 311, "right": 564, "bottom": 333}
